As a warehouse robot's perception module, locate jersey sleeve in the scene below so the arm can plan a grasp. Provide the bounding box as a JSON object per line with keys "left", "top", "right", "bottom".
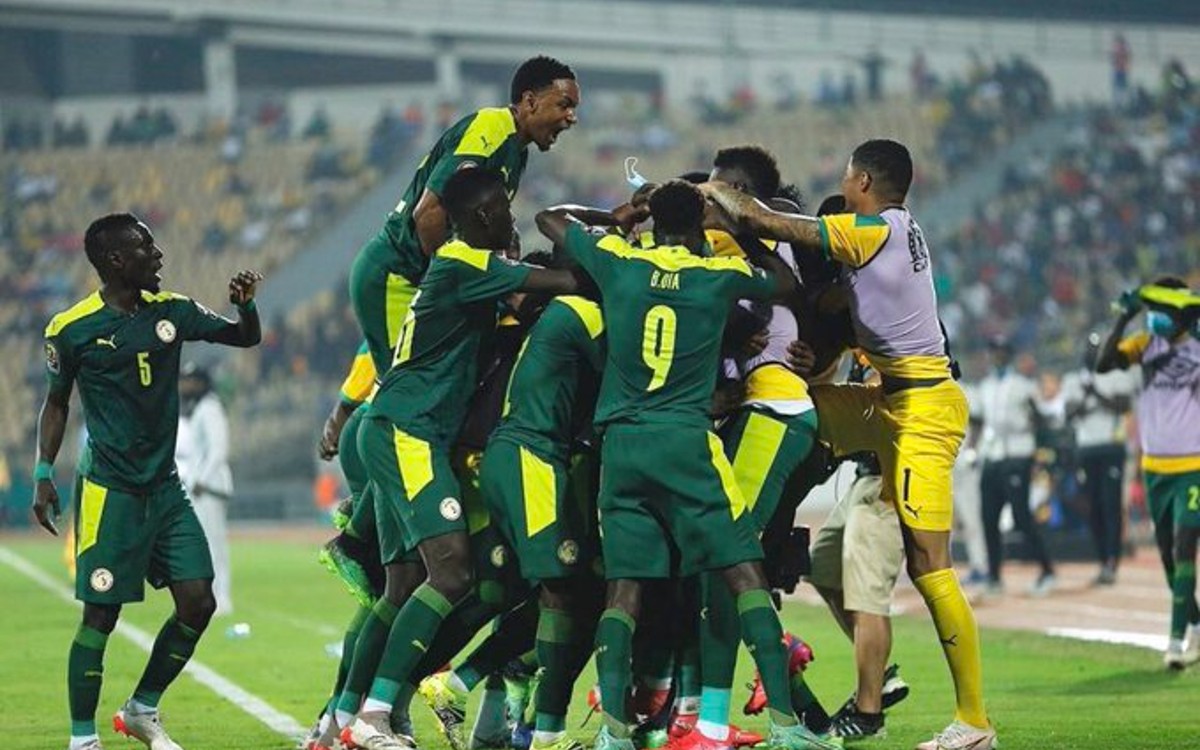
{"left": 441, "top": 245, "right": 532, "bottom": 303}
{"left": 721, "top": 259, "right": 776, "bottom": 301}
{"left": 43, "top": 331, "right": 78, "bottom": 397}
{"left": 1117, "top": 331, "right": 1151, "bottom": 364}
{"left": 818, "top": 213, "right": 891, "bottom": 268}
{"left": 426, "top": 110, "right": 512, "bottom": 196}
{"left": 563, "top": 224, "right": 618, "bottom": 286}
{"left": 339, "top": 341, "right": 378, "bottom": 404}
{"left": 555, "top": 296, "right": 607, "bottom": 372}
{"left": 176, "top": 298, "right": 236, "bottom": 342}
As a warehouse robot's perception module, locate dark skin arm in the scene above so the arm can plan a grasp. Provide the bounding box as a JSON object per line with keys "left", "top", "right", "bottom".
{"left": 413, "top": 189, "right": 452, "bottom": 257}
{"left": 519, "top": 267, "right": 580, "bottom": 295}
{"left": 32, "top": 389, "right": 70, "bottom": 535}
{"left": 1095, "top": 309, "right": 1139, "bottom": 374}
{"left": 207, "top": 270, "right": 263, "bottom": 347}
{"left": 319, "top": 399, "right": 360, "bottom": 460}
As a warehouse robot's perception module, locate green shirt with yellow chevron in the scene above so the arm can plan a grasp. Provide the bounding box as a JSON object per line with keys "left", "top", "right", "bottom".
{"left": 563, "top": 224, "right": 775, "bottom": 430}
{"left": 368, "top": 241, "right": 532, "bottom": 447}
{"left": 362, "top": 107, "right": 530, "bottom": 285}
{"left": 491, "top": 296, "right": 606, "bottom": 464}
{"left": 43, "top": 290, "right": 234, "bottom": 491}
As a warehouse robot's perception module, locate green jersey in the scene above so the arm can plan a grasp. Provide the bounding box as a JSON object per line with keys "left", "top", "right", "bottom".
{"left": 563, "top": 224, "right": 775, "bottom": 429}
{"left": 44, "top": 290, "right": 234, "bottom": 491}
{"left": 362, "top": 107, "right": 530, "bottom": 285}
{"left": 492, "top": 296, "right": 606, "bottom": 463}
{"left": 368, "top": 241, "right": 532, "bottom": 446}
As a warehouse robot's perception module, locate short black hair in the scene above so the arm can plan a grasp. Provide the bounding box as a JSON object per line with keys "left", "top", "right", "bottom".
{"left": 677, "top": 170, "right": 711, "bottom": 184}
{"left": 816, "top": 194, "right": 847, "bottom": 216}
{"left": 441, "top": 168, "right": 506, "bottom": 225}
{"left": 649, "top": 179, "right": 705, "bottom": 237}
{"left": 510, "top": 56, "right": 575, "bottom": 104}
{"left": 713, "top": 145, "right": 781, "bottom": 199}
{"left": 84, "top": 212, "right": 140, "bottom": 271}
{"left": 776, "top": 183, "right": 806, "bottom": 213}
{"left": 851, "top": 139, "right": 913, "bottom": 201}
{"left": 1152, "top": 275, "right": 1188, "bottom": 289}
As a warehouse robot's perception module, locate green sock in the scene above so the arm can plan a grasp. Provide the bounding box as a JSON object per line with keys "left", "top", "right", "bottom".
{"left": 1172, "top": 562, "right": 1197, "bottom": 640}
{"left": 408, "top": 591, "right": 497, "bottom": 687}
{"left": 454, "top": 596, "right": 538, "bottom": 690}
{"left": 595, "top": 608, "right": 636, "bottom": 738}
{"left": 368, "top": 584, "right": 453, "bottom": 705}
{"left": 534, "top": 607, "right": 591, "bottom": 733}
{"left": 68, "top": 625, "right": 109, "bottom": 737}
{"left": 736, "top": 590, "right": 796, "bottom": 726}
{"left": 337, "top": 597, "right": 399, "bottom": 716}
{"left": 332, "top": 605, "right": 372, "bottom": 701}
{"left": 699, "top": 572, "right": 740, "bottom": 714}
{"left": 132, "top": 617, "right": 201, "bottom": 708}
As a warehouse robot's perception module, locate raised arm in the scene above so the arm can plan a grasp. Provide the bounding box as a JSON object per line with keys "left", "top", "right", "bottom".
{"left": 32, "top": 389, "right": 70, "bottom": 535}
{"left": 700, "top": 182, "right": 824, "bottom": 252}
{"left": 1095, "top": 294, "right": 1141, "bottom": 374}
{"left": 207, "top": 270, "right": 263, "bottom": 347}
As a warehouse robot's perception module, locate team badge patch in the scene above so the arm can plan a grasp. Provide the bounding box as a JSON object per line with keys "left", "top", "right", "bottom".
{"left": 45, "top": 342, "right": 60, "bottom": 374}
{"left": 490, "top": 545, "right": 507, "bottom": 568}
{"left": 89, "top": 568, "right": 114, "bottom": 593}
{"left": 155, "top": 320, "right": 177, "bottom": 343}
{"left": 557, "top": 540, "right": 579, "bottom": 565}
{"left": 439, "top": 497, "right": 462, "bottom": 521}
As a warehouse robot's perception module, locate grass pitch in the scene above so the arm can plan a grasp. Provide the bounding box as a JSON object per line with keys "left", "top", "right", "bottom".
{"left": 1, "top": 535, "right": 1196, "bottom": 750}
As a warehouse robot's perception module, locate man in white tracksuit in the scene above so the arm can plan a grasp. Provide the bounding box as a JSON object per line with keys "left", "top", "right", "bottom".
{"left": 176, "top": 365, "right": 235, "bottom": 615}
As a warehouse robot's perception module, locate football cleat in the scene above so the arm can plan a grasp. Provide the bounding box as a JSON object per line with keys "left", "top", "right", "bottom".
{"left": 318, "top": 536, "right": 377, "bottom": 608}
{"left": 632, "top": 724, "right": 669, "bottom": 749}
{"left": 914, "top": 721, "right": 996, "bottom": 750}
{"left": 828, "top": 705, "right": 885, "bottom": 742}
{"left": 668, "top": 713, "right": 697, "bottom": 740}
{"left": 531, "top": 738, "right": 586, "bottom": 750}
{"left": 340, "top": 717, "right": 411, "bottom": 750}
{"left": 663, "top": 727, "right": 731, "bottom": 750}
{"left": 112, "top": 702, "right": 183, "bottom": 750}
{"left": 594, "top": 726, "right": 638, "bottom": 750}
{"left": 418, "top": 672, "right": 469, "bottom": 750}
{"left": 765, "top": 722, "right": 842, "bottom": 750}
{"left": 728, "top": 726, "right": 764, "bottom": 747}
{"left": 70, "top": 739, "right": 105, "bottom": 750}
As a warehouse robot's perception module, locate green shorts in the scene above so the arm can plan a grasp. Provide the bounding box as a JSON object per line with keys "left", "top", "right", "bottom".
{"left": 361, "top": 416, "right": 516, "bottom": 583}
{"left": 348, "top": 235, "right": 419, "bottom": 376}
{"left": 1144, "top": 470, "right": 1200, "bottom": 530}
{"left": 340, "top": 404, "right": 381, "bottom": 544}
{"left": 598, "top": 424, "right": 763, "bottom": 579}
{"left": 480, "top": 437, "right": 598, "bottom": 581}
{"left": 73, "top": 474, "right": 212, "bottom": 605}
{"left": 719, "top": 407, "right": 818, "bottom": 530}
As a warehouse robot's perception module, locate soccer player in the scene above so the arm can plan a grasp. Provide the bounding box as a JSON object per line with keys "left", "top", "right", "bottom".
{"left": 703, "top": 140, "right": 996, "bottom": 750}
{"left": 1096, "top": 278, "right": 1200, "bottom": 669}
{"left": 475, "top": 283, "right": 608, "bottom": 750}
{"left": 33, "top": 213, "right": 262, "bottom": 750}
{"left": 348, "top": 55, "right": 579, "bottom": 376}
{"left": 671, "top": 148, "right": 824, "bottom": 750}
{"left": 341, "top": 168, "right": 581, "bottom": 750}
{"left": 536, "top": 180, "right": 836, "bottom": 750}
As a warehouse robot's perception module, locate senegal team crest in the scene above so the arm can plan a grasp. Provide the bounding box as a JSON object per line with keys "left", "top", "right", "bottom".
{"left": 89, "top": 568, "right": 114, "bottom": 593}
{"left": 490, "top": 545, "right": 507, "bottom": 568}
{"left": 155, "top": 320, "right": 176, "bottom": 343}
{"left": 557, "top": 540, "right": 579, "bottom": 565}
{"left": 439, "top": 497, "right": 462, "bottom": 521}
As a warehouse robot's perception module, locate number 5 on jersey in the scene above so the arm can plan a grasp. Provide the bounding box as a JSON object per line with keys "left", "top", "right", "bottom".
{"left": 642, "top": 305, "right": 676, "bottom": 391}
{"left": 137, "top": 351, "right": 152, "bottom": 387}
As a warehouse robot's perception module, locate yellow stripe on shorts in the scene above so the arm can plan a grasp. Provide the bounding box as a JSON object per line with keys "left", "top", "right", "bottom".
{"left": 393, "top": 427, "right": 434, "bottom": 501}
{"left": 385, "top": 273, "right": 418, "bottom": 349}
{"left": 76, "top": 478, "right": 108, "bottom": 557}
{"left": 707, "top": 432, "right": 747, "bottom": 521}
{"left": 731, "top": 412, "right": 787, "bottom": 512}
{"left": 520, "top": 446, "right": 557, "bottom": 537}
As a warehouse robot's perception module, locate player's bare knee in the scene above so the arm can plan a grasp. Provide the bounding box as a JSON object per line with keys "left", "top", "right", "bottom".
{"left": 604, "top": 579, "right": 642, "bottom": 619}
{"left": 82, "top": 603, "right": 120, "bottom": 634}
{"left": 721, "top": 560, "right": 768, "bottom": 596}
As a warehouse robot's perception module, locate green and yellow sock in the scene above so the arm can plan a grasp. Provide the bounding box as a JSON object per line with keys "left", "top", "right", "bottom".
{"left": 336, "top": 597, "right": 399, "bottom": 721}
{"left": 367, "top": 584, "right": 454, "bottom": 709}
{"left": 1172, "top": 562, "right": 1197, "bottom": 641}
{"left": 68, "top": 624, "right": 109, "bottom": 738}
{"left": 735, "top": 589, "right": 796, "bottom": 727}
{"left": 595, "top": 608, "right": 636, "bottom": 738}
{"left": 132, "top": 617, "right": 201, "bottom": 708}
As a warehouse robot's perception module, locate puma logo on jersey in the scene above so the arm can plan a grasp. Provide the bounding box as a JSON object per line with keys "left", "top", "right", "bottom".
{"left": 940, "top": 634, "right": 958, "bottom": 648}
{"left": 96, "top": 336, "right": 117, "bottom": 349}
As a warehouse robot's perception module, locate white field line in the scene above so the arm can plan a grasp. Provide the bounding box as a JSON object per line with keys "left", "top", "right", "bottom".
{"left": 1045, "top": 626, "right": 1169, "bottom": 652}
{"left": 0, "top": 545, "right": 307, "bottom": 741}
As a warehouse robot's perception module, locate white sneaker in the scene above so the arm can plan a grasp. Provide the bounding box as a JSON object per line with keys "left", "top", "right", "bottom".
{"left": 1183, "top": 624, "right": 1200, "bottom": 663}
{"left": 113, "top": 702, "right": 183, "bottom": 750}
{"left": 68, "top": 738, "right": 104, "bottom": 750}
{"left": 915, "top": 720, "right": 997, "bottom": 750}
{"left": 1163, "top": 638, "right": 1199, "bottom": 671}
{"left": 341, "top": 717, "right": 410, "bottom": 750}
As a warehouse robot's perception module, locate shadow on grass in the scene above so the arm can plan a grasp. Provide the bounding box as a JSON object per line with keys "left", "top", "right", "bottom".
{"left": 1019, "top": 666, "right": 1195, "bottom": 696}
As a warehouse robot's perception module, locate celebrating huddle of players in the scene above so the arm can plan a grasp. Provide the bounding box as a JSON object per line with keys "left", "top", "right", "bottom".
{"left": 35, "top": 55, "right": 999, "bottom": 750}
